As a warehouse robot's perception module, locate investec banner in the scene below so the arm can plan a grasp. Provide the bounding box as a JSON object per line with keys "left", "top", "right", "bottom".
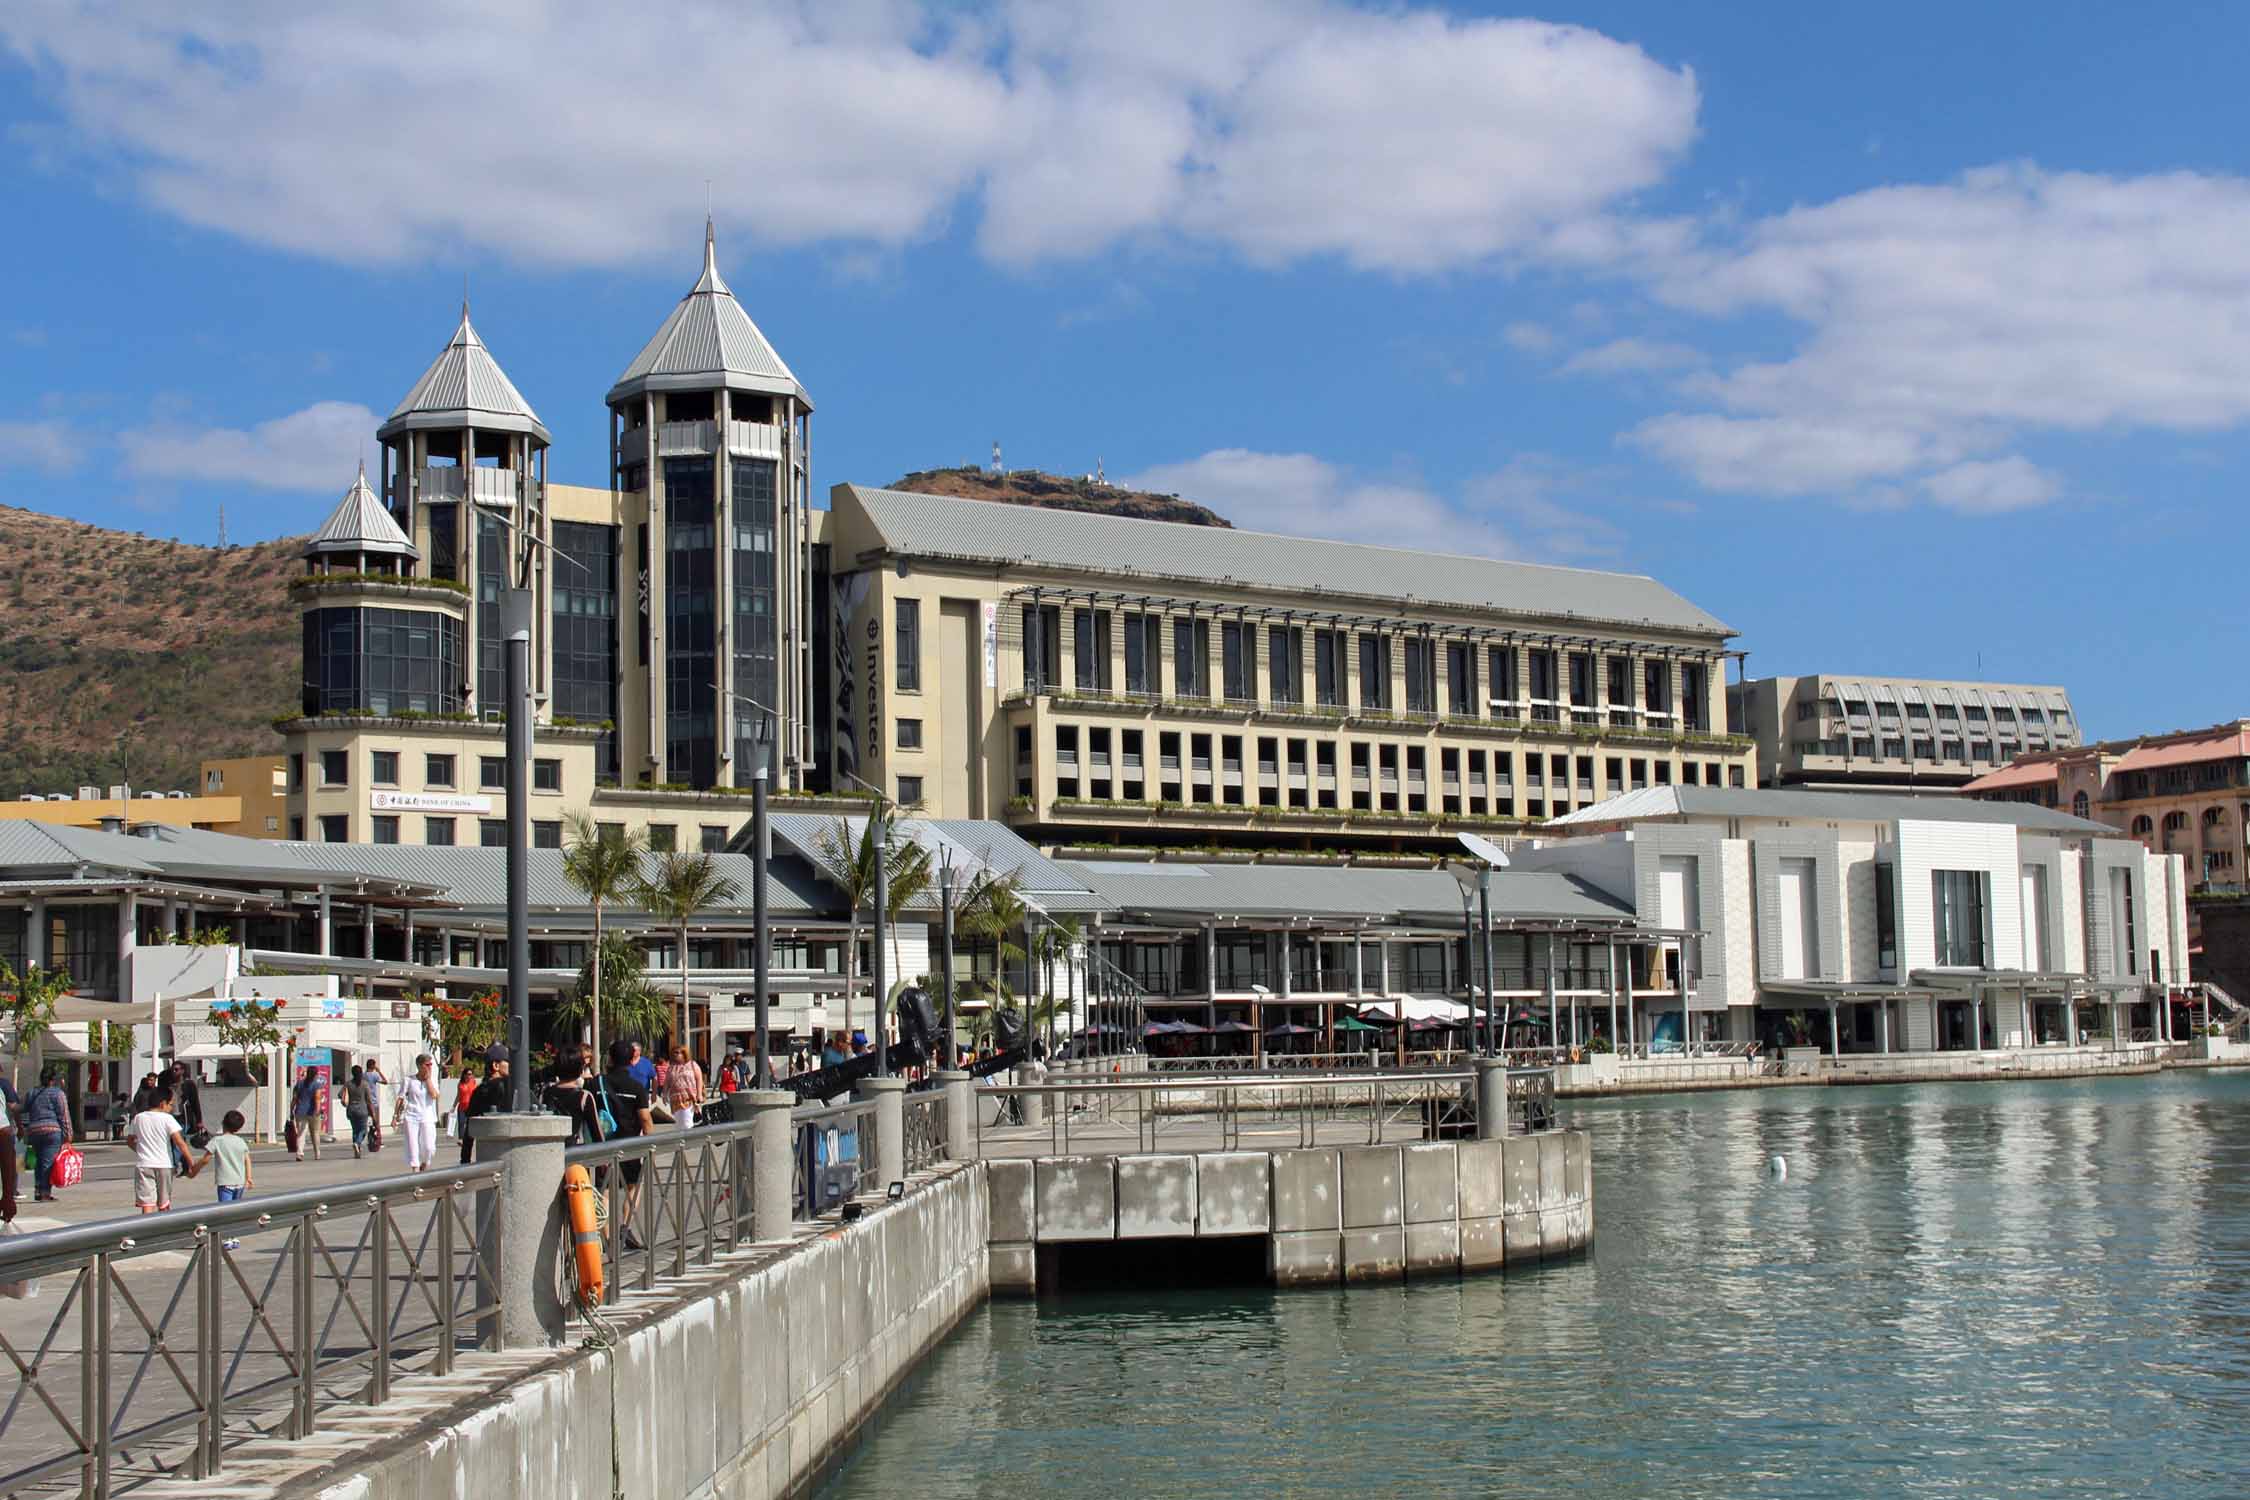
{"left": 371, "top": 791, "right": 493, "bottom": 814}
{"left": 830, "top": 570, "right": 876, "bottom": 789}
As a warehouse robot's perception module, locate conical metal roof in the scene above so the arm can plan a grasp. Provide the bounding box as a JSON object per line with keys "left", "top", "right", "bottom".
{"left": 304, "top": 464, "right": 418, "bottom": 561}
{"left": 378, "top": 304, "right": 551, "bottom": 444}
{"left": 607, "top": 221, "right": 811, "bottom": 409}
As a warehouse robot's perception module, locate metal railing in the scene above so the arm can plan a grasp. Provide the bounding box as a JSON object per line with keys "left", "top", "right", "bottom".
{"left": 563, "top": 1117, "right": 756, "bottom": 1305}
{"left": 0, "top": 1162, "right": 502, "bottom": 1498}
{"left": 792, "top": 1098, "right": 882, "bottom": 1219}
{"left": 974, "top": 1070, "right": 1556, "bottom": 1155}
{"left": 901, "top": 1093, "right": 948, "bottom": 1173}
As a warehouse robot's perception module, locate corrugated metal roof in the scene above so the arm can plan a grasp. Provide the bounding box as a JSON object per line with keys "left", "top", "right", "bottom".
{"left": 304, "top": 465, "right": 416, "bottom": 559}
{"left": 0, "top": 820, "right": 165, "bottom": 875}
{"left": 836, "top": 485, "right": 1732, "bottom": 637}
{"left": 378, "top": 305, "right": 550, "bottom": 444}
{"left": 1060, "top": 860, "right": 1634, "bottom": 925}
{"left": 1546, "top": 785, "right": 2115, "bottom": 834}
{"left": 607, "top": 223, "right": 809, "bottom": 407}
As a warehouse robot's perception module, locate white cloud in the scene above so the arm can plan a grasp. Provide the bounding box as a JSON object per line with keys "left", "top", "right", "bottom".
{"left": 1624, "top": 165, "right": 2250, "bottom": 507}
{"left": 1920, "top": 456, "right": 2059, "bottom": 515}
{"left": 1503, "top": 322, "right": 1559, "bottom": 354}
{"left": 2, "top": 2, "right": 1698, "bottom": 275}
{"left": 119, "top": 401, "right": 379, "bottom": 492}
{"left": 0, "top": 418, "right": 79, "bottom": 473}
{"left": 1560, "top": 337, "right": 1705, "bottom": 376}
{"left": 1123, "top": 449, "right": 1511, "bottom": 558}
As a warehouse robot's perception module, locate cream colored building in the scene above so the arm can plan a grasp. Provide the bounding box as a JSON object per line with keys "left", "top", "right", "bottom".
{"left": 1730, "top": 673, "right": 2080, "bottom": 791}
{"left": 824, "top": 483, "right": 1753, "bottom": 850}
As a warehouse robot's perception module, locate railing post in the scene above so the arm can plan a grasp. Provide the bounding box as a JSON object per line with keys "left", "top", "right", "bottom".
{"left": 369, "top": 1198, "right": 392, "bottom": 1403}
{"left": 1017, "top": 1061, "right": 1047, "bottom": 1131}
{"left": 854, "top": 1077, "right": 907, "bottom": 1189}
{"left": 199, "top": 1232, "right": 223, "bottom": 1478}
{"left": 293, "top": 1216, "right": 316, "bottom": 1437}
{"left": 936, "top": 1071, "right": 976, "bottom": 1162}
{"left": 467, "top": 1114, "right": 573, "bottom": 1349}
{"left": 745, "top": 1091, "right": 796, "bottom": 1239}
{"left": 437, "top": 1185, "right": 457, "bottom": 1375}
{"left": 1475, "top": 1058, "right": 1512, "bottom": 1140}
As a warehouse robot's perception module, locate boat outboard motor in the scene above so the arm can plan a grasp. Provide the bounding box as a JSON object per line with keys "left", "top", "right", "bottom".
{"left": 895, "top": 985, "right": 939, "bottom": 1057}
{"left": 993, "top": 1006, "right": 1026, "bottom": 1053}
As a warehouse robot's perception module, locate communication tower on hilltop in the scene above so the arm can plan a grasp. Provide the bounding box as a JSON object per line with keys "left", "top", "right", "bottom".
{"left": 991, "top": 440, "right": 1002, "bottom": 475}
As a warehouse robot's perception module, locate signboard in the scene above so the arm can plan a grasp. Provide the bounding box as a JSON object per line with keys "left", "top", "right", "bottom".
{"left": 295, "top": 1045, "right": 334, "bottom": 1128}
{"left": 391, "top": 1001, "right": 412, "bottom": 1020}
{"left": 981, "top": 601, "right": 998, "bottom": 689}
{"left": 318, "top": 997, "right": 347, "bottom": 1019}
{"left": 829, "top": 571, "right": 875, "bottom": 788}
{"left": 371, "top": 791, "right": 492, "bottom": 814}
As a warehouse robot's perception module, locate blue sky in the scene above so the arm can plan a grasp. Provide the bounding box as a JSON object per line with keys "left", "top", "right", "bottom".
{"left": 3, "top": 2, "right": 2247, "bottom": 743}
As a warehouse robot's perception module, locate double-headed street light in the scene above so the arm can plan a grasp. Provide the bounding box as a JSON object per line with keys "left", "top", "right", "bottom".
{"left": 715, "top": 684, "right": 779, "bottom": 1088}
{"left": 1449, "top": 831, "right": 1509, "bottom": 1057}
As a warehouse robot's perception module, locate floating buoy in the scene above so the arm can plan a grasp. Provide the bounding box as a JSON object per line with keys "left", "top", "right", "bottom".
{"left": 1768, "top": 1154, "right": 1788, "bottom": 1181}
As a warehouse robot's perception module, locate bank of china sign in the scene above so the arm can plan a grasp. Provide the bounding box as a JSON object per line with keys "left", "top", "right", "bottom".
{"left": 371, "top": 791, "right": 493, "bottom": 814}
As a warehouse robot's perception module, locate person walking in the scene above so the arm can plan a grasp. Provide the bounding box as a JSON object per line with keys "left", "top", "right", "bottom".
{"left": 542, "top": 1054, "right": 605, "bottom": 1147}
{"left": 599, "top": 1039, "right": 654, "bottom": 1250}
{"left": 289, "top": 1067, "right": 323, "bottom": 1161}
{"left": 394, "top": 1054, "right": 441, "bottom": 1173}
{"left": 196, "top": 1110, "right": 253, "bottom": 1202}
{"left": 343, "top": 1065, "right": 375, "bottom": 1158}
{"left": 452, "top": 1061, "right": 479, "bottom": 1138}
{"left": 666, "top": 1046, "right": 706, "bottom": 1129}
{"left": 625, "top": 1041, "right": 656, "bottom": 1094}
{"left": 131, "top": 1087, "right": 195, "bottom": 1214}
{"left": 0, "top": 1085, "right": 17, "bottom": 1226}
{"left": 22, "top": 1067, "right": 72, "bottom": 1203}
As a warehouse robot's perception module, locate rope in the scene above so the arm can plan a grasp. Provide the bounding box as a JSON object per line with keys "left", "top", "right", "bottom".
{"left": 567, "top": 1237, "right": 628, "bottom": 1500}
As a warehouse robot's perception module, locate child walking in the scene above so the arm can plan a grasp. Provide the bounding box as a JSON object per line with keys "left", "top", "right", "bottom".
{"left": 198, "top": 1110, "right": 254, "bottom": 1203}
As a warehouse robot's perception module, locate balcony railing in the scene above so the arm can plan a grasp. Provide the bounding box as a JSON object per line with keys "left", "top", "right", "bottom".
{"left": 659, "top": 419, "right": 716, "bottom": 455}
{"left": 726, "top": 419, "right": 786, "bottom": 457}
{"left": 418, "top": 465, "right": 519, "bottom": 506}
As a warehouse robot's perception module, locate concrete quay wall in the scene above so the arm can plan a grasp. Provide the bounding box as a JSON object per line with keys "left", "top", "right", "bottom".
{"left": 985, "top": 1131, "right": 1593, "bottom": 1292}
{"left": 269, "top": 1163, "right": 989, "bottom": 1500}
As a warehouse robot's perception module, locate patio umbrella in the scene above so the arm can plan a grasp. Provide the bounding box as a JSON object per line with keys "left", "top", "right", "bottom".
{"left": 1335, "top": 1015, "right": 1382, "bottom": 1033}
{"left": 1213, "top": 1020, "right": 1257, "bottom": 1033}
{"left": 1265, "top": 1022, "right": 1316, "bottom": 1036}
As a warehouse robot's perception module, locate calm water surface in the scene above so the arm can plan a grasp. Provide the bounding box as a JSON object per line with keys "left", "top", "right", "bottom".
{"left": 818, "top": 1072, "right": 2250, "bottom": 1498}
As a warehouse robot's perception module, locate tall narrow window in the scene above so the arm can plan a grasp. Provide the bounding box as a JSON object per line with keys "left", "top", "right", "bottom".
{"left": 1568, "top": 651, "right": 1595, "bottom": 722}
{"left": 1931, "top": 869, "right": 1988, "bottom": 966}
{"left": 1446, "top": 641, "right": 1477, "bottom": 716}
{"left": 1644, "top": 660, "right": 1673, "bottom": 721}
{"left": 1874, "top": 866, "right": 1897, "bottom": 971}
{"left": 1404, "top": 638, "right": 1437, "bottom": 714}
{"left": 1173, "top": 616, "right": 1209, "bottom": 698}
{"left": 1073, "top": 608, "right": 1112, "bottom": 691}
{"left": 1358, "top": 635, "right": 1391, "bottom": 711}
{"left": 1022, "top": 604, "right": 1062, "bottom": 693}
{"left": 1124, "top": 612, "right": 1161, "bottom": 695}
{"left": 1268, "top": 625, "right": 1303, "bottom": 705}
{"left": 1314, "top": 629, "right": 1347, "bottom": 707}
{"left": 1681, "top": 661, "right": 1709, "bottom": 731}
{"left": 1528, "top": 648, "right": 1559, "bottom": 722}
{"left": 1222, "top": 621, "right": 1257, "bottom": 701}
{"left": 1489, "top": 645, "right": 1519, "bottom": 718}
{"left": 895, "top": 598, "right": 921, "bottom": 691}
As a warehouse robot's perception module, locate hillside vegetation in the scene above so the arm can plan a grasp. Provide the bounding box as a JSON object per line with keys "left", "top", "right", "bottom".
{"left": 888, "top": 467, "right": 1233, "bottom": 527}
{"left": 0, "top": 504, "right": 300, "bottom": 796}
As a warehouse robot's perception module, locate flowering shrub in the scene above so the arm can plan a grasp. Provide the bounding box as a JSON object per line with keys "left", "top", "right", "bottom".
{"left": 421, "top": 989, "right": 505, "bottom": 1066}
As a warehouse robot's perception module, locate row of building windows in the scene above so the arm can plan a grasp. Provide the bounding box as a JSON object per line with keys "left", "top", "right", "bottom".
{"left": 293, "top": 749, "right": 562, "bottom": 792}
{"left": 302, "top": 607, "right": 465, "bottom": 718}
{"left": 1016, "top": 724, "right": 1742, "bottom": 814}
{"left": 888, "top": 600, "right": 1718, "bottom": 732}
{"left": 305, "top": 814, "right": 738, "bottom": 852}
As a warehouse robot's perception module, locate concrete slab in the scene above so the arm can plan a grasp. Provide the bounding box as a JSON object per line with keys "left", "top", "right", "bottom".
{"left": 1339, "top": 1145, "right": 1403, "bottom": 1229}
{"left": 1540, "top": 1207, "right": 1570, "bottom": 1258}
{"left": 1402, "top": 1142, "right": 1459, "bottom": 1224}
{"left": 1271, "top": 1148, "right": 1341, "bottom": 1234}
{"left": 990, "top": 1241, "right": 1035, "bottom": 1295}
{"left": 1537, "top": 1131, "right": 1567, "bottom": 1211}
{"left": 1456, "top": 1138, "right": 1504, "bottom": 1219}
{"left": 987, "top": 1158, "right": 1036, "bottom": 1243}
{"left": 1116, "top": 1153, "right": 1199, "bottom": 1239}
{"left": 1503, "top": 1211, "right": 1543, "bottom": 1264}
{"left": 1342, "top": 1226, "right": 1406, "bottom": 1282}
{"left": 1195, "top": 1151, "right": 1272, "bottom": 1236}
{"left": 1268, "top": 1229, "right": 1342, "bottom": 1287}
{"left": 1034, "top": 1156, "right": 1117, "bottom": 1241}
{"left": 1501, "top": 1136, "right": 1540, "bottom": 1216}
{"left": 1565, "top": 1200, "right": 1590, "bottom": 1253}
{"left": 1562, "top": 1131, "right": 1588, "bottom": 1207}
{"left": 1459, "top": 1215, "right": 1505, "bottom": 1272}
{"left": 1404, "top": 1220, "right": 1460, "bottom": 1277}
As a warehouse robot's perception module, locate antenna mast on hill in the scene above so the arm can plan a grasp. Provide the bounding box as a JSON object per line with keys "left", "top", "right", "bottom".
{"left": 217, "top": 503, "right": 228, "bottom": 550}
{"left": 991, "top": 440, "right": 1003, "bottom": 476}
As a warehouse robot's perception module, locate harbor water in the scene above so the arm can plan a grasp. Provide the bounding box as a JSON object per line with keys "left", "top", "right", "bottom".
{"left": 817, "top": 1070, "right": 2250, "bottom": 1498}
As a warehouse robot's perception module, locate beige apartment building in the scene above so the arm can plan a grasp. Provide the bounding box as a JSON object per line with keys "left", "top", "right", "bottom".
{"left": 1730, "top": 673, "right": 2080, "bottom": 791}
{"left": 825, "top": 483, "right": 1753, "bottom": 850}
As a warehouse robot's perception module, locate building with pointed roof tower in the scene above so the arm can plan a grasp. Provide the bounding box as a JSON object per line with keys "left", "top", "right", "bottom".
{"left": 270, "top": 224, "right": 1755, "bottom": 859}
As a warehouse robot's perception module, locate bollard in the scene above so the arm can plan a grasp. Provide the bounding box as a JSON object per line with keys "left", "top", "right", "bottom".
{"left": 744, "top": 1090, "right": 796, "bottom": 1239}
{"left": 1474, "top": 1058, "right": 1513, "bottom": 1140}
{"left": 1017, "top": 1061, "right": 1047, "bottom": 1130}
{"left": 467, "top": 1113, "right": 574, "bottom": 1348}
{"left": 855, "top": 1076, "right": 907, "bottom": 1187}
{"left": 936, "top": 1070, "right": 977, "bottom": 1162}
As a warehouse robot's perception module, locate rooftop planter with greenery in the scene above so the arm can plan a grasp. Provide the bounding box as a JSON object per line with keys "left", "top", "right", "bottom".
{"left": 288, "top": 572, "right": 471, "bottom": 598}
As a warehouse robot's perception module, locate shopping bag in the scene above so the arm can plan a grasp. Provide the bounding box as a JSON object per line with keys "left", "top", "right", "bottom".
{"left": 50, "top": 1147, "right": 83, "bottom": 1190}
{"left": 1, "top": 1221, "right": 39, "bottom": 1299}
{"left": 285, "top": 1119, "right": 300, "bottom": 1155}
{"left": 367, "top": 1121, "right": 383, "bottom": 1153}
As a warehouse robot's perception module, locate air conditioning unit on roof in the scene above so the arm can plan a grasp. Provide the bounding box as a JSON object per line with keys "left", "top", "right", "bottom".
{"left": 79, "top": 786, "right": 99, "bottom": 800}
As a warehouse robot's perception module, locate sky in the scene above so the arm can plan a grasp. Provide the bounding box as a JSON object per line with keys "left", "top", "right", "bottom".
{"left": 2, "top": 1, "right": 2246, "bottom": 744}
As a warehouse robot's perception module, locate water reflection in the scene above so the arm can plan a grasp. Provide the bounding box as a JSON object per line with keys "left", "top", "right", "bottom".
{"left": 820, "top": 1072, "right": 2250, "bottom": 1499}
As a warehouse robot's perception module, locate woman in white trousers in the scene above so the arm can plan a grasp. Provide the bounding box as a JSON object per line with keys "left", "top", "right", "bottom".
{"left": 394, "top": 1053, "right": 442, "bottom": 1172}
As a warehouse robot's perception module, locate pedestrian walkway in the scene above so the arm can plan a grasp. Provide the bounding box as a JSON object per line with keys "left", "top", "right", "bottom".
{"left": 13, "top": 1133, "right": 449, "bottom": 1232}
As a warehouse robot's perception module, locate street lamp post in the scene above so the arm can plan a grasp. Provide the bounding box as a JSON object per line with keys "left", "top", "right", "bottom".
{"left": 749, "top": 712, "right": 773, "bottom": 1088}
{"left": 1477, "top": 868, "right": 1495, "bottom": 1056}
{"left": 503, "top": 588, "right": 534, "bottom": 1111}
{"left": 938, "top": 853, "right": 958, "bottom": 1070}
{"left": 1451, "top": 875, "right": 1479, "bottom": 1057}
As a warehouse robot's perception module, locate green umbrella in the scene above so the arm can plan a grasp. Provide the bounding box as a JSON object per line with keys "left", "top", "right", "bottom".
{"left": 1335, "top": 1015, "right": 1382, "bottom": 1033}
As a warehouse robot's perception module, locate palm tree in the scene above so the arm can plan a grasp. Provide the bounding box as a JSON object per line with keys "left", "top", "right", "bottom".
{"left": 561, "top": 814, "right": 646, "bottom": 1064}
{"left": 813, "top": 816, "right": 934, "bottom": 1043}
{"left": 555, "top": 933, "right": 672, "bottom": 1051}
{"left": 632, "top": 851, "right": 741, "bottom": 1053}
{"left": 1032, "top": 915, "right": 1084, "bottom": 1054}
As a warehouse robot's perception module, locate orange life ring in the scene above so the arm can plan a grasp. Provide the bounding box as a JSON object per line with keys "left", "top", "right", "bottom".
{"left": 564, "top": 1164, "right": 604, "bottom": 1306}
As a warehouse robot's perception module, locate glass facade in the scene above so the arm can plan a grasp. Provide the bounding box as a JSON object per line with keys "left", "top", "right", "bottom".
{"left": 665, "top": 457, "right": 719, "bottom": 787}
{"left": 476, "top": 512, "right": 507, "bottom": 713}
{"left": 302, "top": 606, "right": 465, "bottom": 716}
{"left": 731, "top": 457, "right": 780, "bottom": 774}
{"left": 427, "top": 502, "right": 460, "bottom": 583}
{"left": 554, "top": 520, "right": 620, "bottom": 781}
